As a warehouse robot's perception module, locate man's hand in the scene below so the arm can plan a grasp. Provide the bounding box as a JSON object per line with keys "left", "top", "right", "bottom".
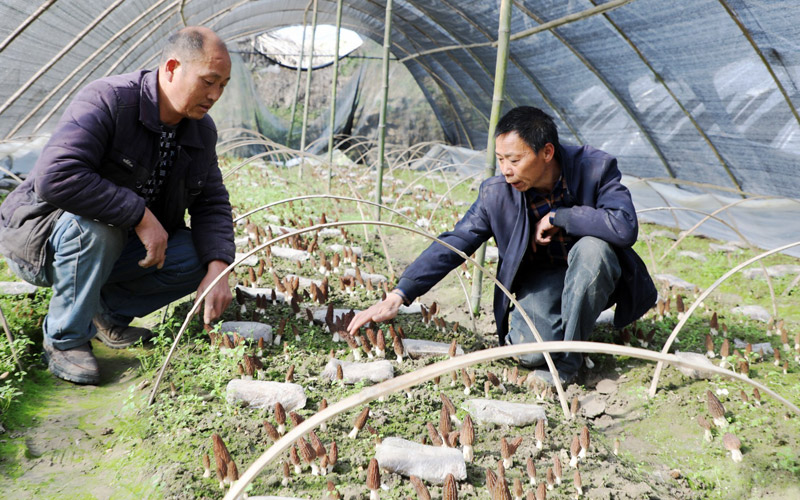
{"left": 196, "top": 260, "right": 233, "bottom": 325}
{"left": 533, "top": 211, "right": 560, "bottom": 250}
{"left": 135, "top": 207, "right": 168, "bottom": 268}
{"left": 347, "top": 292, "right": 404, "bottom": 335}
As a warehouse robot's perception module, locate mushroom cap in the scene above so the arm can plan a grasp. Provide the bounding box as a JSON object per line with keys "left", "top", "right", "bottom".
{"left": 227, "top": 459, "right": 239, "bottom": 482}
{"left": 427, "top": 422, "right": 443, "bottom": 446}
{"left": 485, "top": 468, "right": 498, "bottom": 492}
{"left": 336, "top": 364, "right": 344, "bottom": 380}
{"left": 574, "top": 469, "right": 582, "bottom": 488}
{"left": 546, "top": 467, "right": 554, "bottom": 485}
{"left": 696, "top": 415, "right": 712, "bottom": 430}
{"left": 263, "top": 420, "right": 280, "bottom": 441}
{"left": 366, "top": 458, "right": 380, "bottom": 490}
{"left": 536, "top": 482, "right": 547, "bottom": 500}
{"left": 309, "top": 431, "right": 327, "bottom": 457}
{"left": 461, "top": 368, "right": 471, "bottom": 387}
{"left": 443, "top": 473, "right": 458, "bottom": 500}
{"left": 290, "top": 411, "right": 305, "bottom": 427}
{"left": 707, "top": 390, "right": 726, "bottom": 419}
{"left": 275, "top": 402, "right": 286, "bottom": 424}
{"left": 320, "top": 398, "right": 329, "bottom": 410}
{"left": 460, "top": 414, "right": 475, "bottom": 446}
{"left": 570, "top": 435, "right": 581, "bottom": 456}
{"left": 535, "top": 419, "right": 546, "bottom": 442}
{"left": 286, "top": 364, "right": 295, "bottom": 382}
{"left": 501, "top": 437, "right": 510, "bottom": 458}
{"left": 580, "top": 425, "right": 590, "bottom": 450}
{"left": 526, "top": 456, "right": 536, "bottom": 478}
{"left": 493, "top": 475, "right": 512, "bottom": 500}
{"left": 508, "top": 436, "right": 523, "bottom": 454}
{"left": 282, "top": 460, "right": 290, "bottom": 477}
{"left": 570, "top": 396, "right": 579, "bottom": 416}
{"left": 448, "top": 339, "right": 458, "bottom": 357}
{"left": 513, "top": 477, "right": 524, "bottom": 497}
{"left": 289, "top": 445, "right": 301, "bottom": 465}
{"left": 393, "top": 334, "right": 404, "bottom": 356}
{"left": 487, "top": 371, "right": 500, "bottom": 387}
{"left": 298, "top": 437, "right": 316, "bottom": 463}
{"left": 440, "top": 406, "right": 452, "bottom": 435}
{"left": 410, "top": 475, "right": 431, "bottom": 500}
{"left": 553, "top": 455, "right": 562, "bottom": 477}
{"left": 328, "top": 440, "right": 338, "bottom": 465}
{"left": 212, "top": 433, "right": 233, "bottom": 474}
{"left": 722, "top": 433, "right": 742, "bottom": 451}
{"left": 354, "top": 406, "right": 370, "bottom": 430}
{"left": 440, "top": 393, "right": 457, "bottom": 414}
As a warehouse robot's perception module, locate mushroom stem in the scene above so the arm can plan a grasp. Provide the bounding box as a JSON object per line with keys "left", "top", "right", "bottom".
{"left": 463, "top": 445, "right": 473, "bottom": 462}
{"left": 731, "top": 449, "right": 743, "bottom": 463}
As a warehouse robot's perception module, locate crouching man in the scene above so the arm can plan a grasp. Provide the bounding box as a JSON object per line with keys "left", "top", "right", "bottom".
{"left": 0, "top": 27, "right": 235, "bottom": 384}
{"left": 348, "top": 106, "right": 656, "bottom": 385}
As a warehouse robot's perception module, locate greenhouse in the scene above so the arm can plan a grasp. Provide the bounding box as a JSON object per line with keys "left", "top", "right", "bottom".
{"left": 1, "top": 1, "right": 799, "bottom": 498}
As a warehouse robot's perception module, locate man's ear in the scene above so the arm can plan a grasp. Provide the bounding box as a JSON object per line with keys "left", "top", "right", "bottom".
{"left": 542, "top": 142, "right": 555, "bottom": 162}
{"left": 163, "top": 58, "right": 180, "bottom": 81}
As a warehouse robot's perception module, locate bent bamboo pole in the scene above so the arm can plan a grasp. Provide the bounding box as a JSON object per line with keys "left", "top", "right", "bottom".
{"left": 224, "top": 340, "right": 800, "bottom": 500}
{"left": 648, "top": 240, "right": 800, "bottom": 397}
{"left": 148, "top": 220, "right": 570, "bottom": 420}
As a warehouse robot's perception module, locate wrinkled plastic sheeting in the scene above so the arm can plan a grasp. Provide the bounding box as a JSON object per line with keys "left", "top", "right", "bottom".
{"left": 461, "top": 399, "right": 547, "bottom": 427}
{"left": 225, "top": 379, "right": 307, "bottom": 411}
{"left": 322, "top": 358, "right": 394, "bottom": 384}
{"left": 375, "top": 437, "right": 466, "bottom": 484}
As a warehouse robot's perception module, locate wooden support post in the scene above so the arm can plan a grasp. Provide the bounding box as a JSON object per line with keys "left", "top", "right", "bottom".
{"left": 375, "top": 0, "right": 393, "bottom": 220}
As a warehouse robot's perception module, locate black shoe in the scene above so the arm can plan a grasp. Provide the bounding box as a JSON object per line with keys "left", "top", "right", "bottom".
{"left": 43, "top": 342, "right": 100, "bottom": 384}
{"left": 93, "top": 315, "right": 154, "bottom": 349}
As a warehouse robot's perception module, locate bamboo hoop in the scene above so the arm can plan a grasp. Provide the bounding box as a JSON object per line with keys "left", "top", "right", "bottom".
{"left": 223, "top": 340, "right": 800, "bottom": 500}
{"left": 147, "top": 220, "right": 570, "bottom": 420}
{"left": 648, "top": 240, "right": 800, "bottom": 397}
{"left": 0, "top": 304, "right": 24, "bottom": 373}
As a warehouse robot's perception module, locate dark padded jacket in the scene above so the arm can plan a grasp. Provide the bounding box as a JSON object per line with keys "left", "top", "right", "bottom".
{"left": 0, "top": 70, "right": 235, "bottom": 275}
{"left": 396, "top": 144, "right": 657, "bottom": 343}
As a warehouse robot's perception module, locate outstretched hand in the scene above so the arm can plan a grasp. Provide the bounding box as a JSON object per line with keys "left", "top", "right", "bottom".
{"left": 196, "top": 260, "right": 233, "bottom": 325}
{"left": 347, "top": 292, "right": 404, "bottom": 335}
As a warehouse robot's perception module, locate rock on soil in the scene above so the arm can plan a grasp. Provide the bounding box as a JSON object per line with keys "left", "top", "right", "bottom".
{"left": 401, "top": 339, "right": 464, "bottom": 359}
{"left": 461, "top": 399, "right": 547, "bottom": 427}
{"left": 595, "top": 378, "right": 618, "bottom": 394}
{"left": 327, "top": 244, "right": 363, "bottom": 256}
{"left": 654, "top": 274, "right": 696, "bottom": 290}
{"left": 321, "top": 358, "right": 394, "bottom": 384}
{"left": 375, "top": 437, "right": 466, "bottom": 484}
{"left": 743, "top": 264, "right": 800, "bottom": 279}
{"left": 677, "top": 250, "right": 707, "bottom": 262}
{"left": 220, "top": 321, "right": 274, "bottom": 343}
{"left": 733, "top": 338, "right": 774, "bottom": 356}
{"left": 0, "top": 281, "right": 38, "bottom": 295}
{"left": 270, "top": 246, "right": 310, "bottom": 261}
{"left": 674, "top": 351, "right": 717, "bottom": 379}
{"left": 731, "top": 305, "right": 771, "bottom": 322}
{"left": 343, "top": 268, "right": 386, "bottom": 283}
{"left": 225, "top": 379, "right": 306, "bottom": 411}
{"left": 579, "top": 394, "right": 606, "bottom": 418}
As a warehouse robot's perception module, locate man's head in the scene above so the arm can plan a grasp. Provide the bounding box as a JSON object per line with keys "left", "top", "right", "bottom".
{"left": 494, "top": 107, "right": 561, "bottom": 193}
{"left": 158, "top": 26, "right": 231, "bottom": 125}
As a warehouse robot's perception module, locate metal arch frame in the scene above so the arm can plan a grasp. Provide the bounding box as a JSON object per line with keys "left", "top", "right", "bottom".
{"left": 716, "top": 0, "right": 800, "bottom": 128}
{"left": 512, "top": 2, "right": 675, "bottom": 179}
{"left": 0, "top": 0, "right": 59, "bottom": 53}
{"left": 586, "top": 0, "right": 744, "bottom": 194}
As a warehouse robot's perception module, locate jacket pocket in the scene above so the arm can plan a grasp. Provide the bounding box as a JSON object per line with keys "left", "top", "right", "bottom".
{"left": 102, "top": 149, "right": 149, "bottom": 190}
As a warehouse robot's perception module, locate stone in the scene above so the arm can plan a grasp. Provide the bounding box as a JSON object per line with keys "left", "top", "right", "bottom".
{"left": 731, "top": 305, "right": 771, "bottom": 322}
{"left": 375, "top": 437, "right": 466, "bottom": 484}
{"left": 0, "top": 281, "right": 38, "bottom": 295}
{"left": 485, "top": 246, "right": 499, "bottom": 262}
{"left": 579, "top": 394, "right": 606, "bottom": 418}
{"left": 461, "top": 399, "right": 547, "bottom": 427}
{"left": 743, "top": 265, "right": 800, "bottom": 279}
{"left": 733, "top": 338, "right": 774, "bottom": 356}
{"left": 234, "top": 253, "right": 258, "bottom": 267}
{"left": 328, "top": 244, "right": 363, "bottom": 257}
{"left": 674, "top": 351, "right": 716, "bottom": 379}
{"left": 220, "top": 321, "right": 273, "bottom": 343}
{"left": 650, "top": 229, "right": 678, "bottom": 240}
{"left": 709, "top": 242, "right": 742, "bottom": 253}
{"left": 402, "top": 339, "right": 464, "bottom": 359}
{"left": 398, "top": 302, "right": 422, "bottom": 314}
{"left": 225, "top": 379, "right": 306, "bottom": 411}
{"left": 595, "top": 378, "right": 618, "bottom": 395}
{"left": 234, "top": 235, "right": 249, "bottom": 248}
{"left": 322, "top": 358, "right": 394, "bottom": 384}
{"left": 343, "top": 268, "right": 387, "bottom": 283}
{"left": 595, "top": 308, "right": 615, "bottom": 325}
{"left": 271, "top": 247, "right": 310, "bottom": 262}
{"left": 677, "top": 250, "right": 707, "bottom": 262}
{"left": 319, "top": 228, "right": 342, "bottom": 238}
{"left": 654, "top": 274, "right": 696, "bottom": 291}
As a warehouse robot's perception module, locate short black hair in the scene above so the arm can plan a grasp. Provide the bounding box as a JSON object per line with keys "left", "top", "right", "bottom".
{"left": 494, "top": 106, "right": 559, "bottom": 153}
{"left": 160, "top": 28, "right": 207, "bottom": 66}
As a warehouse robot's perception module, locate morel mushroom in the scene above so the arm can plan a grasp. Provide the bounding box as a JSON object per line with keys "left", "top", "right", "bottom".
{"left": 327, "top": 440, "right": 338, "bottom": 473}
{"left": 697, "top": 415, "right": 713, "bottom": 442}
{"left": 443, "top": 473, "right": 458, "bottom": 500}
{"left": 526, "top": 456, "right": 537, "bottom": 485}
{"left": 410, "top": 475, "right": 431, "bottom": 500}
{"left": 212, "top": 433, "right": 233, "bottom": 486}
{"left": 460, "top": 414, "right": 475, "bottom": 462}
{"left": 202, "top": 453, "right": 211, "bottom": 478}
{"left": 707, "top": 390, "right": 727, "bottom": 427}
{"left": 513, "top": 477, "right": 524, "bottom": 500}
{"left": 722, "top": 433, "right": 743, "bottom": 462}
{"left": 545, "top": 466, "right": 555, "bottom": 490}
{"left": 574, "top": 469, "right": 583, "bottom": 496}
{"left": 536, "top": 482, "right": 547, "bottom": 500}
{"left": 393, "top": 334, "right": 405, "bottom": 363}
{"left": 275, "top": 402, "right": 287, "bottom": 435}
{"left": 487, "top": 371, "right": 507, "bottom": 394}
{"left": 427, "top": 422, "right": 444, "bottom": 447}
{"left": 226, "top": 459, "right": 239, "bottom": 487}
{"left": 440, "top": 406, "right": 452, "bottom": 438}
{"left": 462, "top": 368, "right": 473, "bottom": 395}
{"left": 552, "top": 455, "right": 562, "bottom": 485}
{"left": 569, "top": 434, "right": 581, "bottom": 468}
{"left": 281, "top": 460, "right": 290, "bottom": 486}
{"left": 613, "top": 438, "right": 620, "bottom": 456}
{"left": 290, "top": 445, "right": 302, "bottom": 474}
{"left": 366, "top": 458, "right": 381, "bottom": 500}
{"left": 501, "top": 436, "right": 523, "bottom": 468}
{"left": 350, "top": 406, "right": 370, "bottom": 439}
{"left": 320, "top": 398, "right": 329, "bottom": 431}
{"left": 579, "top": 425, "right": 590, "bottom": 459}
{"left": 570, "top": 396, "right": 580, "bottom": 418}
{"left": 297, "top": 437, "right": 319, "bottom": 475}
{"left": 535, "top": 418, "right": 546, "bottom": 450}
{"left": 705, "top": 334, "right": 715, "bottom": 358}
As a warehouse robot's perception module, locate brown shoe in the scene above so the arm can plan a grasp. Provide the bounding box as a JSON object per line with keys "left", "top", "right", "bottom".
{"left": 43, "top": 342, "right": 100, "bottom": 384}
{"left": 93, "top": 315, "right": 154, "bottom": 349}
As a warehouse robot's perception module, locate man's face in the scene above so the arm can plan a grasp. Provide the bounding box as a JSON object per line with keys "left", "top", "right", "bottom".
{"left": 162, "top": 45, "right": 231, "bottom": 123}
{"left": 495, "top": 132, "right": 555, "bottom": 192}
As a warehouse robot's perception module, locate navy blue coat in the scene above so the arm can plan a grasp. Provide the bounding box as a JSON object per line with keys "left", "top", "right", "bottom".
{"left": 0, "top": 70, "right": 235, "bottom": 275}
{"left": 396, "top": 144, "right": 657, "bottom": 343}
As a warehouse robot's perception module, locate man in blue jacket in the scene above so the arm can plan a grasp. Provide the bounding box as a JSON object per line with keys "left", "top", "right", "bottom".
{"left": 0, "top": 27, "right": 235, "bottom": 384}
{"left": 348, "top": 106, "right": 656, "bottom": 385}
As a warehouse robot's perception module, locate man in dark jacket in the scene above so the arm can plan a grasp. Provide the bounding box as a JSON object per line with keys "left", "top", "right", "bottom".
{"left": 348, "top": 106, "right": 656, "bottom": 385}
{"left": 0, "top": 27, "right": 235, "bottom": 384}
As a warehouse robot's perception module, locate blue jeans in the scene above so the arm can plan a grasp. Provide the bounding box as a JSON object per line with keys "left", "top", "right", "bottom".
{"left": 506, "top": 236, "right": 621, "bottom": 376}
{"left": 8, "top": 213, "right": 205, "bottom": 350}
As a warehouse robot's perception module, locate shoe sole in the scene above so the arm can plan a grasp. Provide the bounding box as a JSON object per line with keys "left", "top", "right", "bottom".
{"left": 43, "top": 349, "right": 100, "bottom": 385}
{"left": 94, "top": 330, "right": 154, "bottom": 349}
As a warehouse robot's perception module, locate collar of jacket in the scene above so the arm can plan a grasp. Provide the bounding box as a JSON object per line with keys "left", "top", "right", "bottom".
{"left": 138, "top": 69, "right": 206, "bottom": 150}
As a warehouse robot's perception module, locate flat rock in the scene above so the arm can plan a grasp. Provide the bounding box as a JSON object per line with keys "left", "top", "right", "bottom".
{"left": 220, "top": 321, "right": 273, "bottom": 343}
{"left": 402, "top": 339, "right": 464, "bottom": 359}
{"left": 654, "top": 274, "right": 696, "bottom": 291}
{"left": 318, "top": 228, "right": 342, "bottom": 238}
{"left": 677, "top": 250, "right": 707, "bottom": 262}
{"left": 733, "top": 338, "right": 774, "bottom": 356}
{"left": 731, "top": 305, "right": 771, "bottom": 322}
{"left": 461, "top": 399, "right": 546, "bottom": 427}
{"left": 0, "top": 281, "right": 38, "bottom": 295}
{"left": 328, "top": 244, "right": 362, "bottom": 257}
{"left": 271, "top": 247, "right": 310, "bottom": 261}
{"left": 709, "top": 242, "right": 742, "bottom": 253}
{"left": 579, "top": 394, "right": 606, "bottom": 418}
{"left": 743, "top": 265, "right": 800, "bottom": 279}
{"left": 321, "top": 358, "right": 394, "bottom": 384}
{"left": 234, "top": 253, "right": 258, "bottom": 267}
{"left": 595, "top": 378, "right": 618, "bottom": 394}
{"left": 650, "top": 229, "right": 678, "bottom": 240}
{"left": 343, "top": 268, "right": 387, "bottom": 283}
{"left": 225, "top": 379, "right": 306, "bottom": 411}
{"left": 674, "top": 351, "right": 716, "bottom": 379}
{"left": 375, "top": 437, "right": 466, "bottom": 484}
